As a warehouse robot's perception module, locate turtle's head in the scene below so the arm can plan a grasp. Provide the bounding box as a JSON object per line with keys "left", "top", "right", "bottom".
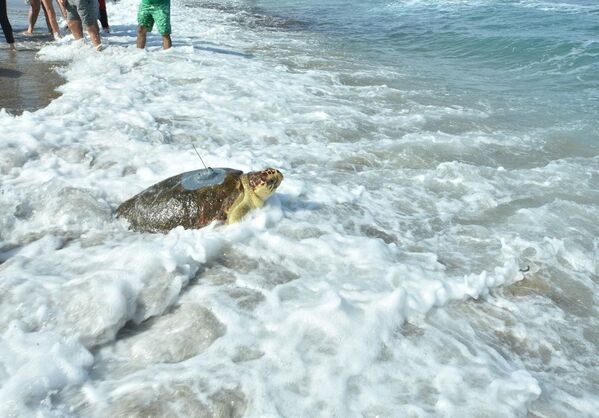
{"left": 247, "top": 168, "right": 284, "bottom": 201}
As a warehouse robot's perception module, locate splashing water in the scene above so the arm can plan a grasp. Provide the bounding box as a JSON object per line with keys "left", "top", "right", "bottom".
{"left": 0, "top": 0, "right": 597, "bottom": 416}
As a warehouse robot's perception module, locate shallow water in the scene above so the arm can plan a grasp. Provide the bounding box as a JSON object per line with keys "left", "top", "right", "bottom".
{"left": 0, "top": 0, "right": 64, "bottom": 114}
{"left": 0, "top": 47, "right": 64, "bottom": 114}
{"left": 0, "top": 0, "right": 597, "bottom": 417}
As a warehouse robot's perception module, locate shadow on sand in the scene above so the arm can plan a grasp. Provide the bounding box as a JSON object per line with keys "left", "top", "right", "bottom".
{"left": 106, "top": 24, "right": 253, "bottom": 58}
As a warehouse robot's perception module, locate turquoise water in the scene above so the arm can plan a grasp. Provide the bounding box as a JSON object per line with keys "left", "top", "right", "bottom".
{"left": 242, "top": 0, "right": 599, "bottom": 146}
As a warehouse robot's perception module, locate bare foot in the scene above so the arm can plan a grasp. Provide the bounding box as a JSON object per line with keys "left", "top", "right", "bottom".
{"left": 22, "top": 30, "right": 34, "bottom": 36}
{"left": 9, "top": 43, "right": 16, "bottom": 51}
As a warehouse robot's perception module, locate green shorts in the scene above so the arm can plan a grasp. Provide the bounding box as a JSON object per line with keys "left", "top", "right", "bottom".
{"left": 138, "top": 0, "right": 171, "bottom": 35}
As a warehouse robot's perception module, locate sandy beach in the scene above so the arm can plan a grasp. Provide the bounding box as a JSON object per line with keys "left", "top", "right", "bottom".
{"left": 0, "top": 0, "right": 64, "bottom": 114}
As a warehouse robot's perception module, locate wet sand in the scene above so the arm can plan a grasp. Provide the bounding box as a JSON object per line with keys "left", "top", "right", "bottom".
{"left": 0, "top": 0, "right": 64, "bottom": 115}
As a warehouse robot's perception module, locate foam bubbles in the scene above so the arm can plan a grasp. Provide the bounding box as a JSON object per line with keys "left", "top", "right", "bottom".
{"left": 0, "top": 323, "right": 93, "bottom": 417}
{"left": 0, "top": 0, "right": 597, "bottom": 416}
{"left": 114, "top": 304, "right": 225, "bottom": 365}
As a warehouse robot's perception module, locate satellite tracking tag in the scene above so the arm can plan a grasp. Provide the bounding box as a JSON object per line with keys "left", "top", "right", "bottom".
{"left": 181, "top": 168, "right": 229, "bottom": 190}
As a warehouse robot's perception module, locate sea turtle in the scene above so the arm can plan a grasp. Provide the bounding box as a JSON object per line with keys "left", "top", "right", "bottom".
{"left": 116, "top": 167, "right": 283, "bottom": 233}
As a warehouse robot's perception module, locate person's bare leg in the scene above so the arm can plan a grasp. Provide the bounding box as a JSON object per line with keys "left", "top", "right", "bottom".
{"left": 162, "top": 34, "right": 171, "bottom": 49}
{"left": 86, "top": 22, "right": 101, "bottom": 47}
{"left": 41, "top": 2, "right": 51, "bottom": 32}
{"left": 57, "top": 0, "right": 66, "bottom": 20}
{"left": 25, "top": 0, "right": 41, "bottom": 34}
{"left": 67, "top": 19, "right": 83, "bottom": 39}
{"left": 136, "top": 26, "right": 147, "bottom": 49}
{"left": 56, "top": 0, "right": 68, "bottom": 31}
{"left": 40, "top": 0, "right": 60, "bottom": 36}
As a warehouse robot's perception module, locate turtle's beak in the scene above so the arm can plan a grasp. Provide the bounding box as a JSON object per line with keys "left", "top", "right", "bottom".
{"left": 267, "top": 169, "right": 284, "bottom": 191}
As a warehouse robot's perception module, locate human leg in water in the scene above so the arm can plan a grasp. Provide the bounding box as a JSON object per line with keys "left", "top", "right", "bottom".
{"left": 62, "top": 0, "right": 101, "bottom": 48}
{"left": 136, "top": 1, "right": 171, "bottom": 50}
{"left": 25, "top": 0, "right": 61, "bottom": 38}
{"left": 0, "top": 0, "right": 16, "bottom": 49}
{"left": 24, "top": 0, "right": 40, "bottom": 35}
{"left": 41, "top": 0, "right": 62, "bottom": 38}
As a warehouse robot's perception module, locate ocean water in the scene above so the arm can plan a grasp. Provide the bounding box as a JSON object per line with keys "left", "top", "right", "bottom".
{"left": 0, "top": 0, "right": 598, "bottom": 416}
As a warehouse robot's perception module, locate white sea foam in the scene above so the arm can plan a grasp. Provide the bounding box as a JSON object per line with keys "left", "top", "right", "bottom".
{"left": 0, "top": 0, "right": 598, "bottom": 416}
{"left": 0, "top": 322, "right": 93, "bottom": 417}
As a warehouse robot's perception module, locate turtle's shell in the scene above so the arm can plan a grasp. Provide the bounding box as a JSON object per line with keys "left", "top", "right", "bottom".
{"left": 116, "top": 168, "right": 244, "bottom": 233}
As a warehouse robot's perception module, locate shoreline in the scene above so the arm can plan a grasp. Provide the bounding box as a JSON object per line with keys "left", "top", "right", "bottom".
{"left": 0, "top": 0, "right": 65, "bottom": 115}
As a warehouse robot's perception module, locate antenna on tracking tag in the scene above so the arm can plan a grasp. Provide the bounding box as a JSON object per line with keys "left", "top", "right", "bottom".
{"left": 192, "top": 144, "right": 212, "bottom": 172}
